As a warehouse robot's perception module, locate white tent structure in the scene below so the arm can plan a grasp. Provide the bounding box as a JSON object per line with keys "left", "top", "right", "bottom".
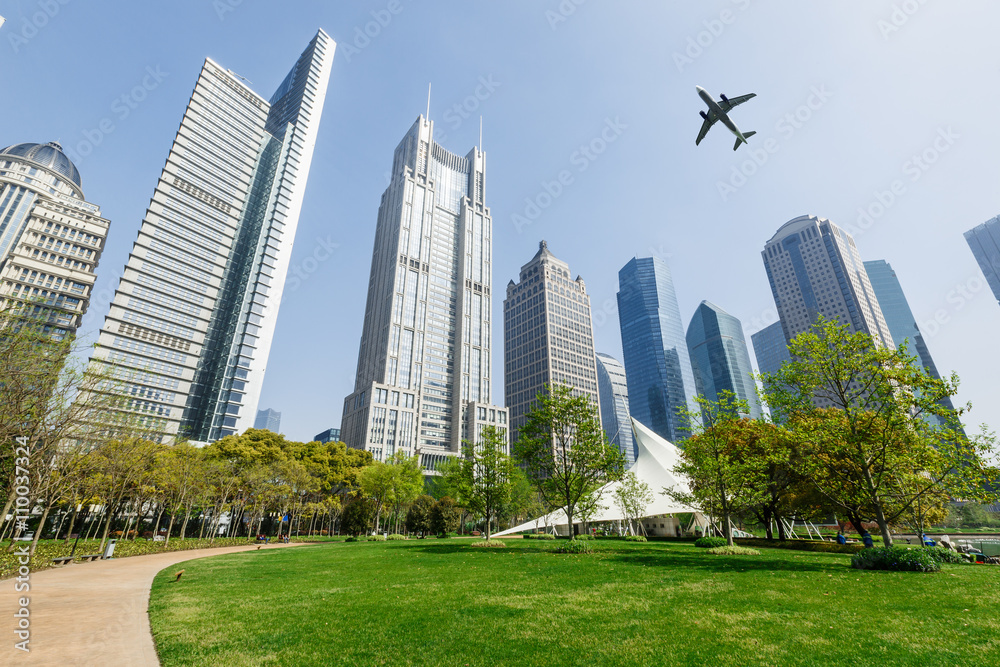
{"left": 495, "top": 418, "right": 710, "bottom": 537}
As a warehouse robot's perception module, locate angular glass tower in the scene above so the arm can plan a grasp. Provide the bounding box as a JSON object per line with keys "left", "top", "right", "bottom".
{"left": 88, "top": 31, "right": 334, "bottom": 441}
{"left": 685, "top": 301, "right": 762, "bottom": 419}
{"left": 965, "top": 216, "right": 1000, "bottom": 307}
{"left": 616, "top": 256, "right": 698, "bottom": 443}
{"left": 750, "top": 321, "right": 790, "bottom": 377}
{"left": 595, "top": 352, "right": 636, "bottom": 466}
{"left": 864, "top": 259, "right": 965, "bottom": 433}
{"left": 341, "top": 116, "right": 507, "bottom": 468}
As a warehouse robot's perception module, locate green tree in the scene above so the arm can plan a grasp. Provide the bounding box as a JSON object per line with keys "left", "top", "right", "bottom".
{"left": 516, "top": 384, "right": 625, "bottom": 540}
{"left": 613, "top": 471, "right": 653, "bottom": 536}
{"left": 405, "top": 494, "right": 436, "bottom": 536}
{"left": 444, "top": 426, "right": 515, "bottom": 540}
{"left": 429, "top": 496, "right": 461, "bottom": 536}
{"left": 341, "top": 497, "right": 376, "bottom": 536}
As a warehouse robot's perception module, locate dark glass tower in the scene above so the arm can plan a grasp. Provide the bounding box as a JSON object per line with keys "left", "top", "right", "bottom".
{"left": 616, "top": 257, "right": 698, "bottom": 442}
{"left": 750, "top": 321, "right": 790, "bottom": 377}
{"left": 686, "top": 301, "right": 762, "bottom": 419}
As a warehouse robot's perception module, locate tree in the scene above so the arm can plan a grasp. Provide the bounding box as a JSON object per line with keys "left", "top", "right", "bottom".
{"left": 341, "top": 497, "right": 376, "bottom": 536}
{"left": 516, "top": 384, "right": 625, "bottom": 539}
{"left": 444, "top": 426, "right": 515, "bottom": 540}
{"left": 763, "top": 318, "right": 1000, "bottom": 546}
{"left": 665, "top": 392, "right": 772, "bottom": 546}
{"left": 357, "top": 461, "right": 396, "bottom": 533}
{"left": 737, "top": 420, "right": 802, "bottom": 540}
{"left": 429, "top": 496, "right": 461, "bottom": 536}
{"left": 385, "top": 453, "right": 423, "bottom": 534}
{"left": 405, "top": 494, "right": 436, "bottom": 536}
{"left": 613, "top": 472, "right": 653, "bottom": 536}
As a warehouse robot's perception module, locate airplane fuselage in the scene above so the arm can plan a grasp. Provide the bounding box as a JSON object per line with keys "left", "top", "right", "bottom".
{"left": 696, "top": 86, "right": 747, "bottom": 143}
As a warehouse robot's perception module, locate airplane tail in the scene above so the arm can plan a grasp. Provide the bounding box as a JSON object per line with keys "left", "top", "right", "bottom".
{"left": 734, "top": 131, "right": 756, "bottom": 151}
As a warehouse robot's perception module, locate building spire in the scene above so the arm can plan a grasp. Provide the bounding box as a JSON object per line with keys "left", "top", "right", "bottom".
{"left": 426, "top": 82, "right": 431, "bottom": 121}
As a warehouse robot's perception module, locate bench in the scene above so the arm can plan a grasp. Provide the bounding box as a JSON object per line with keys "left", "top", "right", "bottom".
{"left": 78, "top": 554, "right": 102, "bottom": 562}
{"left": 51, "top": 556, "right": 74, "bottom": 566}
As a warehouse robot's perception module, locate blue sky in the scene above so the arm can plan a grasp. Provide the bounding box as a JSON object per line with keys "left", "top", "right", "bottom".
{"left": 3, "top": 1, "right": 999, "bottom": 443}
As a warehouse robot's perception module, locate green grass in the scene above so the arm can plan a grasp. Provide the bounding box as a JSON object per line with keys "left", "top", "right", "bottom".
{"left": 149, "top": 539, "right": 1000, "bottom": 666}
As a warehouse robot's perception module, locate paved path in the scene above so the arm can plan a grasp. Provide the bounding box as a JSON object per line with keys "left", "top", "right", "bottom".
{"left": 0, "top": 542, "right": 304, "bottom": 666}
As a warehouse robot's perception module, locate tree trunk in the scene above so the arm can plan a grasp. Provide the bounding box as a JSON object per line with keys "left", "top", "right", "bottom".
{"left": 98, "top": 501, "right": 116, "bottom": 553}
{"left": 723, "top": 510, "right": 734, "bottom": 547}
{"left": 776, "top": 515, "right": 787, "bottom": 541}
{"left": 152, "top": 505, "right": 164, "bottom": 539}
{"left": 29, "top": 505, "right": 51, "bottom": 556}
{"left": 180, "top": 508, "right": 191, "bottom": 540}
{"left": 62, "top": 505, "right": 79, "bottom": 544}
{"left": 165, "top": 512, "right": 176, "bottom": 547}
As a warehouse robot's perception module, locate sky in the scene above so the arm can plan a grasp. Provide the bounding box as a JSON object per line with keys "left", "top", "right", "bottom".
{"left": 2, "top": 1, "right": 999, "bottom": 443}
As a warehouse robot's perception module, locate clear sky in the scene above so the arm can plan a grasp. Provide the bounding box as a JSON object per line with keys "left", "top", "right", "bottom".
{"left": 3, "top": 1, "right": 998, "bottom": 443}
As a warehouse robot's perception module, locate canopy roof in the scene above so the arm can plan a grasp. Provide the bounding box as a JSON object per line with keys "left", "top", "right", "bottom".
{"left": 495, "top": 418, "right": 696, "bottom": 536}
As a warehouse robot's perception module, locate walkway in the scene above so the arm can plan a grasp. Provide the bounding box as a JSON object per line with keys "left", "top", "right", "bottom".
{"left": 0, "top": 542, "right": 304, "bottom": 666}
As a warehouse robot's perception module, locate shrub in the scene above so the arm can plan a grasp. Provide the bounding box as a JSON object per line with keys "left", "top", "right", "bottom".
{"left": 851, "top": 546, "right": 940, "bottom": 572}
{"left": 706, "top": 545, "right": 761, "bottom": 556}
{"left": 625, "top": 535, "right": 647, "bottom": 542}
{"left": 471, "top": 539, "right": 506, "bottom": 548}
{"left": 536, "top": 533, "right": 556, "bottom": 540}
{"left": 345, "top": 536, "right": 365, "bottom": 543}
{"left": 554, "top": 539, "right": 593, "bottom": 554}
{"left": 387, "top": 534, "right": 406, "bottom": 541}
{"left": 369, "top": 535, "right": 387, "bottom": 542}
{"left": 575, "top": 534, "right": 594, "bottom": 541}
{"left": 695, "top": 536, "right": 727, "bottom": 548}
{"left": 925, "top": 546, "right": 965, "bottom": 564}
{"left": 736, "top": 538, "right": 864, "bottom": 554}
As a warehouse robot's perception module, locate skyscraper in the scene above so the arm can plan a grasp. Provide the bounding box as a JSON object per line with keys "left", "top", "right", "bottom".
{"left": 0, "top": 141, "right": 109, "bottom": 340}
{"left": 595, "top": 352, "right": 635, "bottom": 466}
{"left": 685, "top": 301, "right": 762, "bottom": 419}
{"left": 864, "top": 259, "right": 965, "bottom": 433}
{"left": 750, "top": 321, "right": 790, "bottom": 377}
{"left": 617, "top": 256, "right": 698, "bottom": 443}
{"left": 314, "top": 427, "right": 341, "bottom": 443}
{"left": 254, "top": 408, "right": 281, "bottom": 432}
{"left": 504, "top": 241, "right": 600, "bottom": 443}
{"left": 340, "top": 116, "right": 507, "bottom": 468}
{"left": 87, "top": 30, "right": 334, "bottom": 442}
{"left": 762, "top": 215, "right": 893, "bottom": 349}
{"left": 964, "top": 215, "right": 1000, "bottom": 306}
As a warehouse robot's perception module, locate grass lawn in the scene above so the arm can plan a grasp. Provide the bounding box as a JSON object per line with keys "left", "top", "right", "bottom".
{"left": 148, "top": 539, "right": 1000, "bottom": 666}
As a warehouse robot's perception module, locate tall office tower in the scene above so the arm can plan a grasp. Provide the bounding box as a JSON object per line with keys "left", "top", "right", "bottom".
{"left": 617, "top": 257, "right": 698, "bottom": 443}
{"left": 750, "top": 321, "right": 790, "bottom": 377}
{"left": 0, "top": 142, "right": 109, "bottom": 339}
{"left": 595, "top": 352, "right": 636, "bottom": 466}
{"left": 87, "top": 31, "right": 334, "bottom": 442}
{"left": 762, "top": 215, "right": 893, "bottom": 349}
{"left": 341, "top": 116, "right": 508, "bottom": 468}
{"left": 965, "top": 216, "right": 1000, "bottom": 306}
{"left": 864, "top": 259, "right": 965, "bottom": 433}
{"left": 503, "top": 241, "right": 600, "bottom": 443}
{"left": 254, "top": 407, "right": 281, "bottom": 432}
{"left": 685, "top": 301, "right": 762, "bottom": 419}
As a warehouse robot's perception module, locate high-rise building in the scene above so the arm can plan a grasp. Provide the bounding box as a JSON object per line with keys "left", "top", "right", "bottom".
{"left": 762, "top": 215, "right": 893, "bottom": 349}
{"left": 86, "top": 31, "right": 334, "bottom": 442}
{"left": 964, "top": 216, "right": 1000, "bottom": 307}
{"left": 254, "top": 408, "right": 281, "bottom": 432}
{"left": 616, "top": 256, "right": 698, "bottom": 443}
{"left": 864, "top": 259, "right": 965, "bottom": 433}
{"left": 504, "top": 241, "right": 600, "bottom": 443}
{"left": 0, "top": 141, "right": 109, "bottom": 339}
{"left": 685, "top": 301, "right": 762, "bottom": 419}
{"left": 340, "top": 116, "right": 507, "bottom": 468}
{"left": 750, "top": 321, "right": 790, "bottom": 377}
{"left": 595, "top": 352, "right": 635, "bottom": 466}
{"left": 313, "top": 427, "right": 341, "bottom": 443}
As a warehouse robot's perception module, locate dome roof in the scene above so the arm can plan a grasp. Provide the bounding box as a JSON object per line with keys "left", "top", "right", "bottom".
{"left": 0, "top": 141, "right": 82, "bottom": 191}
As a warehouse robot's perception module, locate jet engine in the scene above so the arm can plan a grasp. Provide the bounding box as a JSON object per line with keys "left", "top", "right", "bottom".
{"left": 699, "top": 110, "right": 708, "bottom": 120}
{"left": 720, "top": 93, "right": 729, "bottom": 103}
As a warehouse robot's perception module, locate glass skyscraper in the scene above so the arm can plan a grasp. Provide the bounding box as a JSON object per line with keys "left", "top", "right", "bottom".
{"left": 595, "top": 352, "right": 636, "bottom": 466}
{"left": 0, "top": 141, "right": 109, "bottom": 340}
{"left": 88, "top": 30, "right": 334, "bottom": 442}
{"left": 750, "top": 321, "right": 790, "bottom": 377}
{"left": 965, "top": 216, "right": 1000, "bottom": 307}
{"left": 685, "top": 301, "right": 762, "bottom": 419}
{"left": 254, "top": 407, "right": 281, "bottom": 432}
{"left": 616, "top": 256, "right": 698, "bottom": 443}
{"left": 341, "top": 116, "right": 507, "bottom": 468}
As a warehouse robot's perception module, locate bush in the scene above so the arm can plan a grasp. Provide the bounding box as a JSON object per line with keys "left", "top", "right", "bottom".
{"left": 735, "top": 538, "right": 864, "bottom": 554}
{"left": 851, "top": 546, "right": 940, "bottom": 573}
{"left": 345, "top": 536, "right": 365, "bottom": 543}
{"left": 523, "top": 533, "right": 556, "bottom": 540}
{"left": 706, "top": 545, "right": 761, "bottom": 556}
{"left": 695, "top": 536, "right": 727, "bottom": 548}
{"left": 470, "top": 539, "right": 506, "bottom": 548}
{"left": 926, "top": 546, "right": 965, "bottom": 564}
{"left": 387, "top": 534, "right": 406, "bottom": 541}
{"left": 554, "top": 539, "right": 593, "bottom": 554}
{"left": 369, "top": 535, "right": 387, "bottom": 542}
{"left": 625, "top": 535, "right": 647, "bottom": 542}
{"left": 575, "top": 534, "right": 594, "bottom": 541}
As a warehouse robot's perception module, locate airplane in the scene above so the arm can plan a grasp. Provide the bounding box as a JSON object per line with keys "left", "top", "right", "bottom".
{"left": 695, "top": 86, "right": 757, "bottom": 151}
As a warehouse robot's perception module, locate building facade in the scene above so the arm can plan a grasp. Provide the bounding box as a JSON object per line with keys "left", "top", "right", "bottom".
{"left": 762, "top": 215, "right": 893, "bottom": 349}
{"left": 254, "top": 408, "right": 281, "bottom": 432}
{"left": 965, "top": 216, "right": 1000, "bottom": 307}
{"left": 503, "top": 241, "right": 600, "bottom": 443}
{"left": 313, "top": 427, "right": 341, "bottom": 443}
{"left": 750, "top": 321, "right": 790, "bottom": 377}
{"left": 616, "top": 256, "right": 698, "bottom": 443}
{"left": 595, "top": 352, "right": 636, "bottom": 466}
{"left": 0, "top": 142, "right": 109, "bottom": 339}
{"left": 340, "top": 115, "right": 507, "bottom": 469}
{"left": 86, "top": 31, "right": 334, "bottom": 442}
{"left": 685, "top": 301, "right": 762, "bottom": 419}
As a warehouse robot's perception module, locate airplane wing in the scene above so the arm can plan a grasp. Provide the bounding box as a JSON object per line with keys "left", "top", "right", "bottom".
{"left": 695, "top": 111, "right": 717, "bottom": 145}
{"left": 718, "top": 93, "right": 756, "bottom": 113}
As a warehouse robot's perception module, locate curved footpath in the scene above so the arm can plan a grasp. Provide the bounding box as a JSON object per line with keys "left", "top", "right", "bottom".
{"left": 0, "top": 542, "right": 304, "bottom": 666}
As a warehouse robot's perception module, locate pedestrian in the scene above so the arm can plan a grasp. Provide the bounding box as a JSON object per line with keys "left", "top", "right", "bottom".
{"left": 862, "top": 531, "right": 874, "bottom": 548}
{"left": 836, "top": 531, "right": 847, "bottom": 545}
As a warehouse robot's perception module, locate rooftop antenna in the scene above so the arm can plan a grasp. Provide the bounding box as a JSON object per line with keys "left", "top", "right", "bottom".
{"left": 479, "top": 116, "right": 483, "bottom": 151}
{"left": 425, "top": 83, "right": 431, "bottom": 122}
{"left": 227, "top": 69, "right": 254, "bottom": 86}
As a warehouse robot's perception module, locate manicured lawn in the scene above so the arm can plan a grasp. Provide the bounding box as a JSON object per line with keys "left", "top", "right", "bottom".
{"left": 148, "top": 539, "right": 1000, "bottom": 666}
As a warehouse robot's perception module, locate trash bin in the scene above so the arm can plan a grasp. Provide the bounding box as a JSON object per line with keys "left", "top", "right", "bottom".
{"left": 103, "top": 539, "right": 117, "bottom": 559}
